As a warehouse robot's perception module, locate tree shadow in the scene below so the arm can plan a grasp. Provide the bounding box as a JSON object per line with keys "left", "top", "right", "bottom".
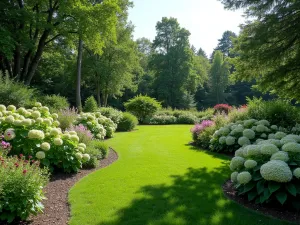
{"left": 97, "top": 164, "right": 242, "bottom": 225}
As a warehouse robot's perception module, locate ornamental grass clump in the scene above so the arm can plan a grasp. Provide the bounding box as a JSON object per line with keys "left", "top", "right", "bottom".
{"left": 0, "top": 155, "right": 49, "bottom": 223}
{"left": 0, "top": 103, "right": 90, "bottom": 173}
{"left": 230, "top": 132, "right": 300, "bottom": 208}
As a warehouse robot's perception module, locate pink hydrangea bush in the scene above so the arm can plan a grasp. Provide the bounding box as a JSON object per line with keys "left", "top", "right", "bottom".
{"left": 191, "top": 120, "right": 214, "bottom": 141}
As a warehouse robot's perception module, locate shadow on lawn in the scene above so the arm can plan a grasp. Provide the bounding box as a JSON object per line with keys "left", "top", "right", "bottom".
{"left": 98, "top": 164, "right": 238, "bottom": 225}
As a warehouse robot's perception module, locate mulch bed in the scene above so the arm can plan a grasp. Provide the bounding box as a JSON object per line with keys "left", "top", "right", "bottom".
{"left": 1, "top": 148, "right": 118, "bottom": 225}
{"left": 223, "top": 180, "right": 300, "bottom": 223}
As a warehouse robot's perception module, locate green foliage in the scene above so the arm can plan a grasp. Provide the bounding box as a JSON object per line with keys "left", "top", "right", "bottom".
{"left": 247, "top": 98, "right": 300, "bottom": 127}
{"left": 0, "top": 155, "right": 49, "bottom": 223}
{"left": 150, "top": 17, "right": 209, "bottom": 109}
{"left": 88, "top": 140, "right": 109, "bottom": 159}
{"left": 39, "top": 95, "right": 69, "bottom": 113}
{"left": 67, "top": 124, "right": 93, "bottom": 145}
{"left": 208, "top": 51, "right": 230, "bottom": 104}
{"left": 99, "top": 107, "right": 123, "bottom": 124}
{"left": 0, "top": 76, "right": 36, "bottom": 107}
{"left": 195, "top": 126, "right": 217, "bottom": 149}
{"left": 223, "top": 0, "right": 300, "bottom": 100}
{"left": 0, "top": 103, "right": 88, "bottom": 173}
{"left": 125, "top": 95, "right": 161, "bottom": 123}
{"left": 84, "top": 96, "right": 98, "bottom": 113}
{"left": 117, "top": 112, "right": 138, "bottom": 132}
{"left": 149, "top": 115, "right": 177, "bottom": 125}
{"left": 177, "top": 113, "right": 199, "bottom": 124}
{"left": 82, "top": 156, "right": 99, "bottom": 169}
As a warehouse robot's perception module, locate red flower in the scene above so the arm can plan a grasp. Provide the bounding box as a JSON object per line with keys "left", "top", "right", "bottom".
{"left": 14, "top": 163, "right": 19, "bottom": 168}
{"left": 19, "top": 154, "right": 23, "bottom": 158}
{"left": 28, "top": 156, "right": 32, "bottom": 159}
{"left": 23, "top": 170, "right": 27, "bottom": 174}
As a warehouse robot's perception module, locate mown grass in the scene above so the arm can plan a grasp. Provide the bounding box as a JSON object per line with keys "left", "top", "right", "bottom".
{"left": 69, "top": 125, "right": 291, "bottom": 225}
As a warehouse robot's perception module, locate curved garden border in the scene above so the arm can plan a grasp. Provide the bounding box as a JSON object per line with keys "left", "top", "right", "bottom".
{"left": 0, "top": 148, "right": 118, "bottom": 225}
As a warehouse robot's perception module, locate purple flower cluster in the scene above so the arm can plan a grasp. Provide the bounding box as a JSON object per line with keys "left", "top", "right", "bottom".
{"left": 0, "top": 135, "right": 11, "bottom": 152}
{"left": 190, "top": 120, "right": 214, "bottom": 135}
{"left": 67, "top": 124, "right": 93, "bottom": 142}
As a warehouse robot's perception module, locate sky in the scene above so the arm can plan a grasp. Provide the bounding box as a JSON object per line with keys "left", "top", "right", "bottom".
{"left": 128, "top": 0, "right": 245, "bottom": 56}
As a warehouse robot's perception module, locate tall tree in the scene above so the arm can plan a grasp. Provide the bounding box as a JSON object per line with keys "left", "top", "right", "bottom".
{"left": 0, "top": 0, "right": 120, "bottom": 85}
{"left": 150, "top": 17, "right": 207, "bottom": 109}
{"left": 220, "top": 0, "right": 300, "bottom": 100}
{"left": 197, "top": 48, "right": 208, "bottom": 59}
{"left": 209, "top": 50, "right": 230, "bottom": 104}
{"left": 215, "top": 30, "right": 237, "bottom": 57}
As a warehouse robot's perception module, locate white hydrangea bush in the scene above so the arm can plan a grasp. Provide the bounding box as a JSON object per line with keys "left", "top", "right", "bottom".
{"left": 75, "top": 112, "right": 117, "bottom": 139}
{"left": 0, "top": 103, "right": 89, "bottom": 173}
{"left": 229, "top": 131, "right": 300, "bottom": 207}
{"left": 210, "top": 119, "right": 280, "bottom": 153}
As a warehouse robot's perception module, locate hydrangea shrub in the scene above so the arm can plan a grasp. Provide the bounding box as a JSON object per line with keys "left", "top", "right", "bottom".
{"left": 209, "top": 119, "right": 288, "bottom": 153}
{"left": 0, "top": 103, "right": 89, "bottom": 173}
{"left": 230, "top": 134, "right": 300, "bottom": 208}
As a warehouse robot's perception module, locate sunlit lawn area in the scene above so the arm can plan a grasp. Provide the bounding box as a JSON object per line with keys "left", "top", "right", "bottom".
{"left": 69, "top": 125, "right": 291, "bottom": 225}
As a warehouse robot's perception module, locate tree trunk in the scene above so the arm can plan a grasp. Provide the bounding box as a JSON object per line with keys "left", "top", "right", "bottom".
{"left": 25, "top": 30, "right": 50, "bottom": 85}
{"left": 96, "top": 76, "right": 101, "bottom": 107}
{"left": 76, "top": 38, "right": 83, "bottom": 111}
{"left": 103, "top": 93, "right": 108, "bottom": 107}
{"left": 20, "top": 50, "right": 32, "bottom": 81}
{"left": 13, "top": 45, "right": 21, "bottom": 78}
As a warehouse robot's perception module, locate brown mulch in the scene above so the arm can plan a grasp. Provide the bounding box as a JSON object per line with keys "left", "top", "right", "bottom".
{"left": 1, "top": 148, "right": 118, "bottom": 225}
{"left": 223, "top": 180, "right": 300, "bottom": 224}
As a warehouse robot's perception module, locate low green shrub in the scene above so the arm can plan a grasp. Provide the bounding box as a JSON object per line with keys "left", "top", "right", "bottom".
{"left": 149, "top": 115, "right": 177, "bottom": 125}
{"left": 88, "top": 140, "right": 109, "bottom": 159}
{"left": 83, "top": 96, "right": 98, "bottom": 113}
{"left": 0, "top": 76, "right": 36, "bottom": 107}
{"left": 125, "top": 95, "right": 161, "bottom": 123}
{"left": 230, "top": 135, "right": 300, "bottom": 209}
{"left": 247, "top": 98, "right": 300, "bottom": 127}
{"left": 177, "top": 113, "right": 199, "bottom": 124}
{"left": 117, "top": 112, "right": 138, "bottom": 131}
{"left": 99, "top": 107, "right": 123, "bottom": 124}
{"left": 57, "top": 108, "right": 78, "bottom": 130}
{"left": 39, "top": 95, "right": 69, "bottom": 112}
{"left": 82, "top": 156, "right": 99, "bottom": 169}
{"left": 0, "top": 155, "right": 49, "bottom": 223}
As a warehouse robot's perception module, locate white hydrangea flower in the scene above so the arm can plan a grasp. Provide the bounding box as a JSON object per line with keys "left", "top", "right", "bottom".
{"left": 78, "top": 143, "right": 87, "bottom": 149}
{"left": 244, "top": 119, "right": 256, "bottom": 128}
{"left": 293, "top": 168, "right": 300, "bottom": 179}
{"left": 50, "top": 128, "right": 61, "bottom": 136}
{"left": 260, "top": 144, "right": 279, "bottom": 155}
{"left": 245, "top": 145, "right": 261, "bottom": 157}
{"left": 226, "top": 136, "right": 236, "bottom": 146}
{"left": 40, "top": 106, "right": 49, "bottom": 113}
{"left": 219, "top": 127, "right": 230, "bottom": 136}
{"left": 256, "top": 125, "right": 267, "bottom": 133}
{"left": 231, "top": 172, "right": 239, "bottom": 183}
{"left": 238, "top": 136, "right": 250, "bottom": 146}
{"left": 82, "top": 154, "right": 90, "bottom": 162}
{"left": 4, "top": 128, "right": 16, "bottom": 141}
{"left": 280, "top": 138, "right": 297, "bottom": 145}
{"left": 43, "top": 118, "right": 52, "bottom": 126}
{"left": 260, "top": 160, "right": 292, "bottom": 183}
{"left": 275, "top": 132, "right": 287, "bottom": 140}
{"left": 285, "top": 134, "right": 300, "bottom": 143}
{"left": 268, "top": 133, "right": 276, "bottom": 139}
{"left": 70, "top": 135, "right": 79, "bottom": 142}
{"left": 0, "top": 104, "right": 6, "bottom": 112}
{"left": 75, "top": 152, "right": 83, "bottom": 160}
{"left": 270, "top": 125, "right": 278, "bottom": 130}
{"left": 13, "top": 120, "right": 22, "bottom": 126}
{"left": 235, "top": 148, "right": 245, "bottom": 157}
{"left": 32, "top": 111, "right": 41, "bottom": 118}
{"left": 28, "top": 130, "right": 45, "bottom": 140}
{"left": 7, "top": 105, "right": 16, "bottom": 111}
{"left": 35, "top": 102, "right": 42, "bottom": 107}
{"left": 69, "top": 131, "right": 77, "bottom": 135}
{"left": 52, "top": 113, "right": 59, "bottom": 119}
{"left": 282, "top": 142, "right": 300, "bottom": 153}
{"left": 36, "top": 151, "right": 46, "bottom": 159}
{"left": 243, "top": 129, "right": 255, "bottom": 140}
{"left": 271, "top": 151, "right": 289, "bottom": 162}
{"left": 230, "top": 156, "right": 245, "bottom": 171}
{"left": 219, "top": 136, "right": 226, "bottom": 145}
{"left": 237, "top": 171, "right": 252, "bottom": 184}
{"left": 244, "top": 160, "right": 258, "bottom": 169}
{"left": 260, "top": 133, "right": 267, "bottom": 139}
{"left": 41, "top": 142, "right": 51, "bottom": 151}
{"left": 36, "top": 118, "right": 43, "bottom": 123}
{"left": 78, "top": 147, "right": 85, "bottom": 153}
{"left": 255, "top": 139, "right": 264, "bottom": 144}
{"left": 258, "top": 139, "right": 282, "bottom": 148}
{"left": 53, "top": 138, "right": 63, "bottom": 146}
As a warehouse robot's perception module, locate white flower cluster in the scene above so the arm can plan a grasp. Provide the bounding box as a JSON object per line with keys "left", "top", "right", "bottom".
{"left": 0, "top": 103, "right": 90, "bottom": 166}
{"left": 76, "top": 112, "right": 117, "bottom": 139}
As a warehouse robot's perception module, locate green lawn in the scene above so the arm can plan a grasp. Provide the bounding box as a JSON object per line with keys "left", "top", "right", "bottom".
{"left": 69, "top": 125, "right": 291, "bottom": 225}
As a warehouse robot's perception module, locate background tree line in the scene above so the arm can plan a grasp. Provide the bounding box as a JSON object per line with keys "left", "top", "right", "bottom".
{"left": 1, "top": 0, "right": 281, "bottom": 111}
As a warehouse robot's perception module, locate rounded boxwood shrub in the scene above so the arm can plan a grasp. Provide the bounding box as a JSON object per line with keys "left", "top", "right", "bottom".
{"left": 83, "top": 96, "right": 98, "bottom": 113}
{"left": 99, "top": 107, "right": 123, "bottom": 124}
{"left": 117, "top": 112, "right": 138, "bottom": 132}
{"left": 88, "top": 140, "right": 109, "bottom": 159}
{"left": 124, "top": 95, "right": 161, "bottom": 123}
